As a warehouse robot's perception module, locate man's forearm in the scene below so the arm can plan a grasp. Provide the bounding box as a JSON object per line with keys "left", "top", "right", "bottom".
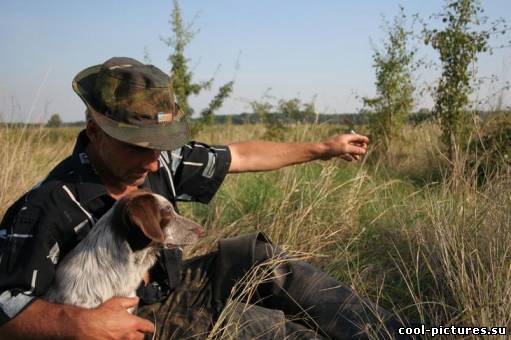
{"left": 1, "top": 296, "right": 154, "bottom": 339}
{"left": 228, "top": 140, "right": 325, "bottom": 173}
{"left": 0, "top": 299, "right": 85, "bottom": 339}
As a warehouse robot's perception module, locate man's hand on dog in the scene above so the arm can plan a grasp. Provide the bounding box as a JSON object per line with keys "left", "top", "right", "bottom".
{"left": 320, "top": 133, "right": 369, "bottom": 162}
{"left": 77, "top": 297, "right": 154, "bottom": 340}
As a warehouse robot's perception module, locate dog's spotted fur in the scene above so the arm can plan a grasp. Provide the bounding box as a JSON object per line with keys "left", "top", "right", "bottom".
{"left": 44, "top": 190, "right": 203, "bottom": 309}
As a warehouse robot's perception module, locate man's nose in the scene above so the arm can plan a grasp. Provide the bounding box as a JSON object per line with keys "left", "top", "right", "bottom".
{"left": 143, "top": 150, "right": 161, "bottom": 172}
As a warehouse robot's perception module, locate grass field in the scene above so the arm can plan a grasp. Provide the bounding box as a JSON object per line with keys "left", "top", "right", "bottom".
{"left": 1, "top": 122, "right": 510, "bottom": 339}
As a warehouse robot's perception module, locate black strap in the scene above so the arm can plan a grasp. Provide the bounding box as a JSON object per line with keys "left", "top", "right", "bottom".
{"left": 162, "top": 247, "right": 183, "bottom": 290}
{"left": 136, "top": 248, "right": 183, "bottom": 305}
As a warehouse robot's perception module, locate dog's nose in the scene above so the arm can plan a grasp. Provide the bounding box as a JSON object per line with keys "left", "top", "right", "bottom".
{"left": 194, "top": 227, "right": 204, "bottom": 237}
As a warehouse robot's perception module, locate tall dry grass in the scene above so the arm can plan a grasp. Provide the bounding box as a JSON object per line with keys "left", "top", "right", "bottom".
{"left": 1, "top": 122, "right": 509, "bottom": 339}
{"left": 187, "top": 122, "right": 510, "bottom": 339}
{"left": 0, "top": 125, "right": 78, "bottom": 216}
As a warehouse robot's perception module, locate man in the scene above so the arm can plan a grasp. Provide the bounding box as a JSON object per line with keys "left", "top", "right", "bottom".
{"left": 0, "top": 57, "right": 406, "bottom": 339}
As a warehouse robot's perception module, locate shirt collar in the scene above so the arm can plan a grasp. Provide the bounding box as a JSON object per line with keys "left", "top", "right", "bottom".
{"left": 71, "top": 130, "right": 110, "bottom": 204}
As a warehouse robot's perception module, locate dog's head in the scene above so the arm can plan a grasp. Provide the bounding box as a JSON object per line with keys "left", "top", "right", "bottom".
{"left": 111, "top": 190, "right": 204, "bottom": 252}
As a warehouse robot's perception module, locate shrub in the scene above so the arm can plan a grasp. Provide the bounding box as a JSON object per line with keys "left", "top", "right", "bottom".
{"left": 469, "top": 111, "right": 511, "bottom": 180}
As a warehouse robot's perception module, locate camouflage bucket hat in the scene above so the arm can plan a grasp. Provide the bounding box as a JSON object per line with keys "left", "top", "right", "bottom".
{"left": 72, "top": 57, "right": 190, "bottom": 150}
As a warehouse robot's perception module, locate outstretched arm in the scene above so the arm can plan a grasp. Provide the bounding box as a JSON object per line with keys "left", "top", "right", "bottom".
{"left": 228, "top": 133, "right": 369, "bottom": 173}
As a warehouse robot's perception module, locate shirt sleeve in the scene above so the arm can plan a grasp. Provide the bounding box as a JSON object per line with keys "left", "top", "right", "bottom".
{"left": 161, "top": 141, "right": 231, "bottom": 204}
{"left": 0, "top": 184, "right": 90, "bottom": 326}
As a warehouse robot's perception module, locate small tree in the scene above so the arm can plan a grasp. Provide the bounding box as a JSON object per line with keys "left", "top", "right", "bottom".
{"left": 46, "top": 113, "right": 62, "bottom": 128}
{"left": 278, "top": 97, "right": 317, "bottom": 124}
{"left": 410, "top": 107, "right": 435, "bottom": 126}
{"left": 363, "top": 7, "right": 415, "bottom": 151}
{"left": 200, "top": 81, "right": 234, "bottom": 125}
{"left": 248, "top": 92, "right": 289, "bottom": 140}
{"left": 249, "top": 100, "right": 273, "bottom": 124}
{"left": 246, "top": 88, "right": 274, "bottom": 125}
{"left": 163, "top": 0, "right": 234, "bottom": 132}
{"left": 424, "top": 0, "right": 507, "bottom": 160}
{"left": 278, "top": 98, "right": 301, "bottom": 123}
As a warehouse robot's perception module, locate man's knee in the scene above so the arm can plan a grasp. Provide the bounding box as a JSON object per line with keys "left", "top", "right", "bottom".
{"left": 213, "top": 233, "right": 286, "bottom": 303}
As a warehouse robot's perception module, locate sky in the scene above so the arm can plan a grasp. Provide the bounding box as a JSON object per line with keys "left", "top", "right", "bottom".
{"left": 1, "top": 0, "right": 510, "bottom": 122}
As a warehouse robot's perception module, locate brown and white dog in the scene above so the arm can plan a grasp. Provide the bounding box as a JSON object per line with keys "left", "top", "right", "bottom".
{"left": 44, "top": 190, "right": 203, "bottom": 310}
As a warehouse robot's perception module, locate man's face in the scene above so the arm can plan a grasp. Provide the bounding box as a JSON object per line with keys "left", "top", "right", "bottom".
{"left": 87, "top": 122, "right": 161, "bottom": 187}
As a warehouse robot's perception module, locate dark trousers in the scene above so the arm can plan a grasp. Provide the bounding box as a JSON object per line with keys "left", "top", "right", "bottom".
{"left": 137, "top": 233, "right": 411, "bottom": 339}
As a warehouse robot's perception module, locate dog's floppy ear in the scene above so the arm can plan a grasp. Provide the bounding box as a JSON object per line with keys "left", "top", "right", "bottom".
{"left": 112, "top": 192, "right": 165, "bottom": 251}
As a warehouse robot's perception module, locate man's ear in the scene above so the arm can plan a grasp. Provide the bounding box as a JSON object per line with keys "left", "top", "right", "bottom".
{"left": 113, "top": 193, "right": 165, "bottom": 251}
{"left": 85, "top": 119, "right": 101, "bottom": 144}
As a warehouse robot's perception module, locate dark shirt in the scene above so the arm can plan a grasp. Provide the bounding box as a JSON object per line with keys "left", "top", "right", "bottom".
{"left": 0, "top": 130, "right": 231, "bottom": 326}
